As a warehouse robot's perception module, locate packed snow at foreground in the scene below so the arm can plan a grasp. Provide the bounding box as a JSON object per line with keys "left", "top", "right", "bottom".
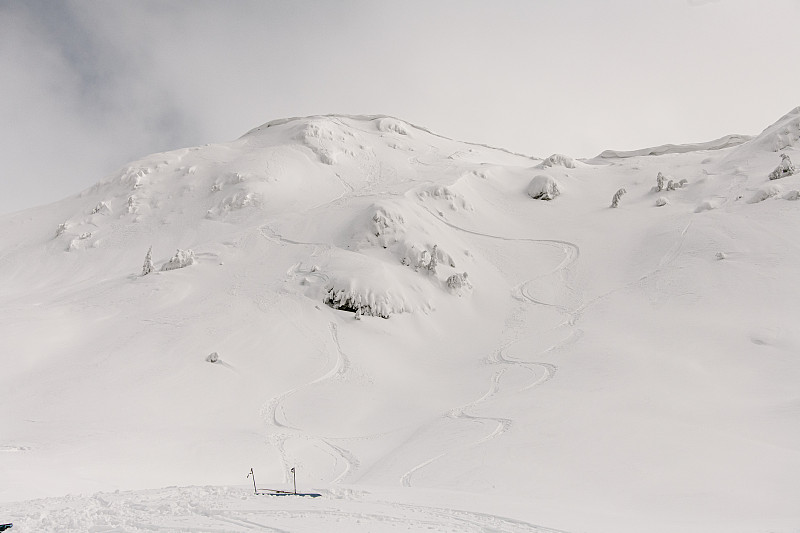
{"left": 2, "top": 110, "right": 800, "bottom": 533}
{"left": 1, "top": 485, "right": 573, "bottom": 533}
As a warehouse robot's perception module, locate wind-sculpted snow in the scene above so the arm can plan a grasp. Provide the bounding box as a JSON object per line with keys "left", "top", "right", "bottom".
{"left": 3, "top": 109, "right": 800, "bottom": 533}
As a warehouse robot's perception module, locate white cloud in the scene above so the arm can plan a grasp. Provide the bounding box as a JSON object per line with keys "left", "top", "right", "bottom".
{"left": 1, "top": 0, "right": 799, "bottom": 214}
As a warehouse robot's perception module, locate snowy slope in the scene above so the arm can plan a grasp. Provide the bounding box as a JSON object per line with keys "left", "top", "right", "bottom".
{"left": 1, "top": 113, "right": 799, "bottom": 533}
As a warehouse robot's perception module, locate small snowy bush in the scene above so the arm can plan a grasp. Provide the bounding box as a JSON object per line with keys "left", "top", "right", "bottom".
{"left": 91, "top": 201, "right": 112, "bottom": 215}
{"left": 748, "top": 184, "right": 782, "bottom": 204}
{"left": 783, "top": 190, "right": 800, "bottom": 201}
{"left": 446, "top": 272, "right": 471, "bottom": 293}
{"left": 206, "top": 352, "right": 219, "bottom": 363}
{"left": 655, "top": 197, "right": 669, "bottom": 207}
{"left": 55, "top": 222, "right": 68, "bottom": 237}
{"left": 527, "top": 175, "right": 561, "bottom": 201}
{"left": 161, "top": 249, "right": 196, "bottom": 271}
{"left": 695, "top": 200, "right": 718, "bottom": 213}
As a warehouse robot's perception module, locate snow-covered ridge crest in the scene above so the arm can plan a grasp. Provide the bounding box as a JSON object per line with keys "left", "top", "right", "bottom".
{"left": 241, "top": 114, "right": 538, "bottom": 160}
{"left": 596, "top": 133, "right": 751, "bottom": 159}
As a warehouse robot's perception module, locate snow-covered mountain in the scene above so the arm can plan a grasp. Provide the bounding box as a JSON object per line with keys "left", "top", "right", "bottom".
{"left": 2, "top": 112, "right": 799, "bottom": 533}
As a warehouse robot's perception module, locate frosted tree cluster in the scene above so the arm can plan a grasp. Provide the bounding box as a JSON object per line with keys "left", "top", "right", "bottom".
{"left": 654, "top": 172, "right": 688, "bottom": 192}
{"left": 610, "top": 188, "right": 626, "bottom": 208}
{"left": 324, "top": 287, "right": 392, "bottom": 319}
{"left": 769, "top": 153, "right": 796, "bottom": 180}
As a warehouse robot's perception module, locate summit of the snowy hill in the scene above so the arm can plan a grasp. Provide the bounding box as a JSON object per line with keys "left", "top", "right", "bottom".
{"left": 2, "top": 108, "right": 800, "bottom": 533}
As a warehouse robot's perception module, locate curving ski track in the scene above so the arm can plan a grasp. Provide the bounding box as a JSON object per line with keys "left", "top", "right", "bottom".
{"left": 400, "top": 207, "right": 583, "bottom": 487}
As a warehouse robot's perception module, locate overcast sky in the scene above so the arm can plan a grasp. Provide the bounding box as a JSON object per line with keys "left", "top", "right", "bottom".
{"left": 2, "top": 0, "right": 799, "bottom": 214}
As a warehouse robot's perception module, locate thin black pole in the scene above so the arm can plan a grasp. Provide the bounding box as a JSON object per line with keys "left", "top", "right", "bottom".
{"left": 291, "top": 467, "right": 296, "bottom": 494}
{"left": 248, "top": 468, "right": 257, "bottom": 494}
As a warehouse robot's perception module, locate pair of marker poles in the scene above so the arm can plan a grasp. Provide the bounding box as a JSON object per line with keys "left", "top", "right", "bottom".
{"left": 247, "top": 467, "right": 296, "bottom": 495}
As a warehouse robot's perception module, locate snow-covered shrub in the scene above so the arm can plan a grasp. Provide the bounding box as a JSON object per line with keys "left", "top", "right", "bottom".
{"left": 91, "top": 201, "right": 112, "bottom": 215}
{"left": 783, "top": 190, "right": 800, "bottom": 201}
{"left": 368, "top": 205, "right": 407, "bottom": 249}
{"left": 55, "top": 222, "right": 68, "bottom": 237}
{"left": 161, "top": 249, "right": 196, "bottom": 271}
{"left": 206, "top": 191, "right": 261, "bottom": 219}
{"left": 206, "top": 352, "right": 219, "bottom": 363}
{"left": 655, "top": 197, "right": 669, "bottom": 207}
{"left": 695, "top": 200, "right": 718, "bottom": 213}
{"left": 610, "top": 188, "right": 626, "bottom": 208}
{"left": 141, "top": 246, "right": 155, "bottom": 276}
{"left": 716, "top": 252, "right": 727, "bottom": 260}
{"left": 748, "top": 184, "right": 782, "bottom": 204}
{"left": 768, "top": 153, "right": 796, "bottom": 180}
{"left": 446, "top": 272, "right": 471, "bottom": 292}
{"left": 536, "top": 154, "right": 576, "bottom": 169}
{"left": 527, "top": 175, "right": 561, "bottom": 201}
{"left": 67, "top": 232, "right": 93, "bottom": 252}
{"left": 377, "top": 117, "right": 410, "bottom": 136}
{"left": 416, "top": 185, "right": 473, "bottom": 212}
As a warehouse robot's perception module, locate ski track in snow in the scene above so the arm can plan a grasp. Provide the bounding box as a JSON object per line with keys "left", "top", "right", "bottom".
{"left": 260, "top": 322, "right": 359, "bottom": 485}
{"left": 400, "top": 209, "right": 583, "bottom": 488}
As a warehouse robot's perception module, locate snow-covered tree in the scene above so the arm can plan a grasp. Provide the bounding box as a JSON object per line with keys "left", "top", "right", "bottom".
{"left": 141, "top": 246, "right": 155, "bottom": 276}
{"left": 656, "top": 172, "right": 666, "bottom": 192}
{"left": 610, "top": 188, "right": 626, "bottom": 208}
{"left": 55, "top": 222, "right": 68, "bottom": 237}
{"left": 416, "top": 250, "right": 430, "bottom": 272}
{"left": 428, "top": 245, "right": 439, "bottom": 275}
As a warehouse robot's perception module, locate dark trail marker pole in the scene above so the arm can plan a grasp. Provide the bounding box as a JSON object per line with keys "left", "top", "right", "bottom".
{"left": 291, "top": 467, "right": 297, "bottom": 495}
{"left": 247, "top": 468, "right": 257, "bottom": 494}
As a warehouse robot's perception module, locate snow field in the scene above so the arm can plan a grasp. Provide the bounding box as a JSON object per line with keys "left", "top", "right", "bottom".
{"left": 2, "top": 112, "right": 800, "bottom": 532}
